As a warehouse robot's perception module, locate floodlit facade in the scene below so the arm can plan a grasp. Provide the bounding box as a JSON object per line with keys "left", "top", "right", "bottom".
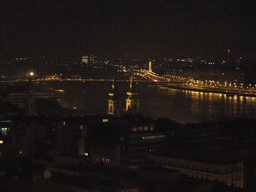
{"left": 108, "top": 78, "right": 121, "bottom": 115}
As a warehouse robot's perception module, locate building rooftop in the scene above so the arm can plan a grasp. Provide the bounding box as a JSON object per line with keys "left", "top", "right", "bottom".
{"left": 151, "top": 146, "right": 256, "bottom": 165}
{"left": 138, "top": 165, "right": 179, "bottom": 174}
{"left": 0, "top": 179, "right": 71, "bottom": 192}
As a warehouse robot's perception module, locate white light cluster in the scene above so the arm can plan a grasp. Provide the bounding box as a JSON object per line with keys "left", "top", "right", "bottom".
{"left": 1, "top": 128, "right": 8, "bottom": 135}
{"left": 142, "top": 135, "right": 165, "bottom": 139}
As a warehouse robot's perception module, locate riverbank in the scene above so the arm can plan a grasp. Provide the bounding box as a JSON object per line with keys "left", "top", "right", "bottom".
{"left": 160, "top": 84, "right": 256, "bottom": 97}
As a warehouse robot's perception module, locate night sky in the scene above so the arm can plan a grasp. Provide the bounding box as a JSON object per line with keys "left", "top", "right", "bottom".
{"left": 1, "top": 0, "right": 256, "bottom": 60}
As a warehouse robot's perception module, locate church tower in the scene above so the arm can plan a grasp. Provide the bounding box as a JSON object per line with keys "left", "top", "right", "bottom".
{"left": 108, "top": 77, "right": 120, "bottom": 115}
{"left": 126, "top": 74, "right": 139, "bottom": 114}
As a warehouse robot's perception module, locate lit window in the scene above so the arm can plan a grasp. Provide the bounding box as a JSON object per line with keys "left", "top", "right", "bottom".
{"left": 84, "top": 153, "right": 88, "bottom": 156}
{"left": 103, "top": 158, "right": 105, "bottom": 162}
{"left": 19, "top": 151, "right": 22, "bottom": 154}
{"left": 0, "top": 140, "right": 3, "bottom": 144}
{"left": 63, "top": 122, "right": 65, "bottom": 125}
{"left": 80, "top": 125, "right": 83, "bottom": 129}
{"left": 133, "top": 127, "right": 137, "bottom": 132}
{"left": 144, "top": 126, "right": 148, "bottom": 131}
{"left": 150, "top": 126, "right": 154, "bottom": 131}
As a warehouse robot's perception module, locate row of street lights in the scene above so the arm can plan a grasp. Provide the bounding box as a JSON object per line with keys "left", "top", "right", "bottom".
{"left": 136, "top": 72, "right": 256, "bottom": 93}
{"left": 167, "top": 75, "right": 256, "bottom": 91}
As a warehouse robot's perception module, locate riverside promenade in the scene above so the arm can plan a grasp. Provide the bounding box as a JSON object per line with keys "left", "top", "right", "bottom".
{"left": 160, "top": 83, "right": 256, "bottom": 97}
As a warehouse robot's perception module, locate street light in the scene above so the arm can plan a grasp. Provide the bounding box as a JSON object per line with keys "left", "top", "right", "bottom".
{"left": 30, "top": 72, "right": 34, "bottom": 76}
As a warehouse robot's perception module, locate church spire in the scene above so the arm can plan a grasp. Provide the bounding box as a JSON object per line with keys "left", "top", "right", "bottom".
{"left": 129, "top": 74, "right": 133, "bottom": 90}
{"left": 109, "top": 76, "right": 117, "bottom": 98}
{"left": 126, "top": 73, "right": 139, "bottom": 114}
{"left": 108, "top": 76, "right": 120, "bottom": 115}
{"left": 127, "top": 73, "right": 136, "bottom": 96}
{"left": 112, "top": 76, "right": 115, "bottom": 90}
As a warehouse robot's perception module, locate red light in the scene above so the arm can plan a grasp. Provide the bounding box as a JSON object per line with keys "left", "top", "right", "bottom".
{"left": 228, "top": 49, "right": 230, "bottom": 52}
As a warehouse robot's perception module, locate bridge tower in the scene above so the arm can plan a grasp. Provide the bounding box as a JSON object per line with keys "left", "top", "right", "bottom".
{"left": 149, "top": 60, "right": 152, "bottom": 72}
{"left": 126, "top": 74, "right": 139, "bottom": 114}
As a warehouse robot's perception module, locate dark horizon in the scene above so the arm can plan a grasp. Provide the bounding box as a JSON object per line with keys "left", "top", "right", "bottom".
{"left": 1, "top": 0, "right": 256, "bottom": 61}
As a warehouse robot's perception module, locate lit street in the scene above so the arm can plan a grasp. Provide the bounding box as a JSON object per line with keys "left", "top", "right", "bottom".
{"left": 134, "top": 69, "right": 256, "bottom": 97}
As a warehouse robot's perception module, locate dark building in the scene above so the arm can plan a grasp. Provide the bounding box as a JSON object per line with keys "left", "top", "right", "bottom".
{"left": 90, "top": 115, "right": 166, "bottom": 169}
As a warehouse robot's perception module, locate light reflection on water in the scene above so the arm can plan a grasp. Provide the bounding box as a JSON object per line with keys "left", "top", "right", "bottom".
{"left": 44, "top": 81, "right": 256, "bottom": 124}
{"left": 151, "top": 87, "right": 256, "bottom": 124}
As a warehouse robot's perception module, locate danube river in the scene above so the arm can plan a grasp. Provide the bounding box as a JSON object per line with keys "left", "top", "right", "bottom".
{"left": 43, "top": 81, "right": 256, "bottom": 124}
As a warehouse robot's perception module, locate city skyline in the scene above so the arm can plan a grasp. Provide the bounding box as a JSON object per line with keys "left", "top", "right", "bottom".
{"left": 1, "top": 0, "right": 256, "bottom": 61}
{"left": 2, "top": 1, "right": 256, "bottom": 190}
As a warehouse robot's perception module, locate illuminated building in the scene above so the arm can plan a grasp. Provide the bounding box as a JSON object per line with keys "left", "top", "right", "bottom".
{"left": 108, "top": 77, "right": 121, "bottom": 115}
{"left": 81, "top": 55, "right": 88, "bottom": 64}
{"left": 126, "top": 74, "right": 139, "bottom": 114}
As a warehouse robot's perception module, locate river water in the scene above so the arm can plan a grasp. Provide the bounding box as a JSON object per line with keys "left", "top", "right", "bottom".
{"left": 43, "top": 81, "right": 256, "bottom": 124}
